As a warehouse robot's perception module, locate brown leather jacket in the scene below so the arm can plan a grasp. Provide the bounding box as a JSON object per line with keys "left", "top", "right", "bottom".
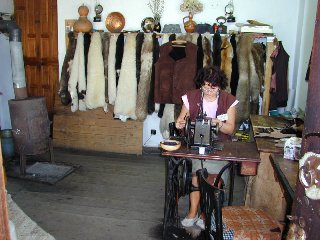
{"left": 187, "top": 89, "right": 236, "bottom": 141}
{"left": 154, "top": 42, "right": 198, "bottom": 104}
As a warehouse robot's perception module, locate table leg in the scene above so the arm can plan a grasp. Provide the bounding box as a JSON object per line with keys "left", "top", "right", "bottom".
{"left": 228, "top": 162, "right": 235, "bottom": 206}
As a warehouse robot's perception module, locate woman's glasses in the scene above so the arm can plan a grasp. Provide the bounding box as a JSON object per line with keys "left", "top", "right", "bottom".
{"left": 202, "top": 84, "right": 218, "bottom": 93}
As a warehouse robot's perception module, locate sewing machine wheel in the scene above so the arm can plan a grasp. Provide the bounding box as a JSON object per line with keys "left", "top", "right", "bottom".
{"left": 178, "top": 158, "right": 192, "bottom": 197}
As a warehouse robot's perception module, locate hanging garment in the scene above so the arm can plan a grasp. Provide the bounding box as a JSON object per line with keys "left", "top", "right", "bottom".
{"left": 136, "top": 32, "right": 145, "bottom": 85}
{"left": 212, "top": 32, "right": 222, "bottom": 67}
{"left": 154, "top": 41, "right": 198, "bottom": 104}
{"left": 251, "top": 42, "right": 266, "bottom": 88}
{"left": 85, "top": 32, "right": 107, "bottom": 112}
{"left": 114, "top": 33, "right": 137, "bottom": 122}
{"left": 59, "top": 31, "right": 77, "bottom": 106}
{"left": 102, "top": 32, "right": 110, "bottom": 102}
{"left": 270, "top": 41, "right": 289, "bottom": 109}
{"left": 108, "top": 34, "right": 119, "bottom": 105}
{"left": 136, "top": 34, "right": 153, "bottom": 120}
{"left": 68, "top": 32, "right": 85, "bottom": 112}
{"left": 203, "top": 34, "right": 212, "bottom": 68}
{"left": 220, "top": 36, "right": 233, "bottom": 93}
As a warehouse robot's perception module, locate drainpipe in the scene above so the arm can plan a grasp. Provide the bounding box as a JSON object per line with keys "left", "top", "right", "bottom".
{"left": 0, "top": 20, "right": 27, "bottom": 99}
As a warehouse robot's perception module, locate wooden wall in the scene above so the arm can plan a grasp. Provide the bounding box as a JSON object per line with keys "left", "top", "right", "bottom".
{"left": 53, "top": 96, "right": 143, "bottom": 155}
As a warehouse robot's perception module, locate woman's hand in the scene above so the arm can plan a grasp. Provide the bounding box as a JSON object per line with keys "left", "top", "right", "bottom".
{"left": 211, "top": 118, "right": 222, "bottom": 128}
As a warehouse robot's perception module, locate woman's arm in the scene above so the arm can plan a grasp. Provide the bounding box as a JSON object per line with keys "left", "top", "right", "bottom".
{"left": 211, "top": 105, "right": 236, "bottom": 135}
{"left": 175, "top": 104, "right": 189, "bottom": 129}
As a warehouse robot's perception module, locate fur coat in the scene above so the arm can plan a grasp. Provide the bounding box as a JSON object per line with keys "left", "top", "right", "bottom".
{"left": 68, "top": 32, "right": 85, "bottom": 112}
{"left": 107, "top": 34, "right": 119, "bottom": 105}
{"left": 136, "top": 34, "right": 153, "bottom": 120}
{"left": 114, "top": 33, "right": 137, "bottom": 122}
{"left": 85, "top": 32, "right": 107, "bottom": 112}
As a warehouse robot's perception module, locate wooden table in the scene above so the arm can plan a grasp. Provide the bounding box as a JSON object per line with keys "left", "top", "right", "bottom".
{"left": 161, "top": 140, "right": 260, "bottom": 239}
{"left": 246, "top": 114, "right": 297, "bottom": 223}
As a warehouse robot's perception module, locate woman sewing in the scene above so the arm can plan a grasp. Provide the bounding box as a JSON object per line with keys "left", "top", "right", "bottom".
{"left": 175, "top": 66, "right": 238, "bottom": 229}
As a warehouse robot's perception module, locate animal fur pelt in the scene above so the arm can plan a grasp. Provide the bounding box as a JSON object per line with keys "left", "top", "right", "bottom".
{"left": 230, "top": 34, "right": 239, "bottom": 96}
{"left": 114, "top": 33, "right": 137, "bottom": 121}
{"left": 59, "top": 31, "right": 77, "bottom": 106}
{"left": 85, "top": 32, "right": 107, "bottom": 112}
{"left": 136, "top": 32, "right": 145, "bottom": 85}
{"left": 161, "top": 33, "right": 170, "bottom": 45}
{"left": 212, "top": 33, "right": 222, "bottom": 67}
{"left": 202, "top": 35, "right": 212, "bottom": 67}
{"left": 160, "top": 104, "right": 175, "bottom": 139}
{"left": 115, "top": 33, "right": 124, "bottom": 86}
{"left": 68, "top": 32, "right": 85, "bottom": 112}
{"left": 197, "top": 34, "right": 204, "bottom": 72}
{"left": 249, "top": 42, "right": 261, "bottom": 115}
{"left": 83, "top": 33, "right": 91, "bottom": 78}
{"left": 251, "top": 43, "right": 266, "bottom": 87}
{"left": 107, "top": 34, "right": 119, "bottom": 105}
{"left": 147, "top": 33, "right": 159, "bottom": 114}
{"left": 136, "top": 34, "right": 153, "bottom": 120}
{"left": 102, "top": 32, "right": 110, "bottom": 102}
{"left": 220, "top": 37, "right": 233, "bottom": 93}
{"left": 236, "top": 33, "right": 254, "bottom": 122}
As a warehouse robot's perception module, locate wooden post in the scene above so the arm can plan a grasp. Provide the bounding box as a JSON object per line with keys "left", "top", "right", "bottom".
{"left": 0, "top": 139, "right": 11, "bottom": 240}
{"left": 262, "top": 41, "right": 275, "bottom": 115}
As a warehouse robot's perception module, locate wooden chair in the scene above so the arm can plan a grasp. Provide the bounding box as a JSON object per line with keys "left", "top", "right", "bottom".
{"left": 197, "top": 168, "right": 282, "bottom": 240}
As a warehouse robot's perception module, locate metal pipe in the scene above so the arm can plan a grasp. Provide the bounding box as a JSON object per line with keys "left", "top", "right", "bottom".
{"left": 0, "top": 20, "right": 27, "bottom": 99}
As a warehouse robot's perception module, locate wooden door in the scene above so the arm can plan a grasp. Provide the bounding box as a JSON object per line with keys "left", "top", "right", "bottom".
{"left": 13, "top": 0, "right": 58, "bottom": 119}
{"left": 289, "top": 1, "right": 320, "bottom": 239}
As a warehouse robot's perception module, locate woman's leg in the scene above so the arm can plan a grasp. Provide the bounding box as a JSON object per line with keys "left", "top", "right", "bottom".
{"left": 187, "top": 174, "right": 200, "bottom": 218}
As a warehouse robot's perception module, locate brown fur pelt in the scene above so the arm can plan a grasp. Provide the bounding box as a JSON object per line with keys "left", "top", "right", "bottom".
{"left": 202, "top": 34, "right": 212, "bottom": 67}
{"left": 59, "top": 31, "right": 77, "bottom": 106}
{"left": 136, "top": 34, "right": 153, "bottom": 120}
{"left": 136, "top": 32, "right": 145, "bottom": 85}
{"left": 220, "top": 37, "right": 233, "bottom": 93}
{"left": 249, "top": 42, "right": 261, "bottom": 115}
{"left": 251, "top": 43, "right": 266, "bottom": 87}
{"left": 236, "top": 33, "right": 254, "bottom": 123}
{"left": 102, "top": 32, "right": 110, "bottom": 102}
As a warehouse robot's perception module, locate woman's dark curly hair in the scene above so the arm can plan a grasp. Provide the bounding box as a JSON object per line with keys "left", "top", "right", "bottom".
{"left": 195, "top": 66, "right": 228, "bottom": 90}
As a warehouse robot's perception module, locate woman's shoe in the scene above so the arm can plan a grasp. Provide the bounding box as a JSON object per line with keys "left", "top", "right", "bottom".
{"left": 181, "top": 215, "right": 198, "bottom": 227}
{"left": 196, "top": 218, "right": 205, "bottom": 230}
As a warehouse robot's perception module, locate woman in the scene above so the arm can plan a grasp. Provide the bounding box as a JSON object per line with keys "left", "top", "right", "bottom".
{"left": 175, "top": 66, "right": 238, "bottom": 229}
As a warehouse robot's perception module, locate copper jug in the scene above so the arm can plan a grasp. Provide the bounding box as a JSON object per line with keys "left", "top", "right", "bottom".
{"left": 183, "top": 13, "right": 196, "bottom": 33}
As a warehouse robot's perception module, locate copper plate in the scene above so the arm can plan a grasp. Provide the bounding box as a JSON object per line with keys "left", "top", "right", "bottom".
{"left": 105, "top": 12, "right": 125, "bottom": 33}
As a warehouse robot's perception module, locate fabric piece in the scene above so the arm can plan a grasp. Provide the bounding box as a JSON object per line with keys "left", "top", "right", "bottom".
{"left": 114, "top": 33, "right": 137, "bottom": 121}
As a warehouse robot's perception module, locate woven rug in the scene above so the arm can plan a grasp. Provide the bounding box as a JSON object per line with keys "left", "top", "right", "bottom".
{"left": 7, "top": 194, "right": 55, "bottom": 240}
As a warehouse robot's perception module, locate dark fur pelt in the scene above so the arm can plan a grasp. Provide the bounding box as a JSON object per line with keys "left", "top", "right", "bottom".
{"left": 197, "top": 34, "right": 203, "bottom": 72}
{"left": 251, "top": 43, "right": 266, "bottom": 87}
{"left": 83, "top": 33, "right": 91, "bottom": 78}
{"left": 236, "top": 33, "right": 254, "bottom": 123}
{"left": 147, "top": 33, "right": 160, "bottom": 114}
{"left": 102, "top": 32, "right": 110, "bottom": 101}
{"left": 220, "top": 37, "right": 233, "bottom": 93}
{"left": 230, "top": 34, "right": 239, "bottom": 96}
{"left": 136, "top": 32, "right": 145, "bottom": 85}
{"left": 59, "top": 31, "right": 77, "bottom": 106}
{"left": 212, "top": 33, "right": 222, "bottom": 67}
{"left": 115, "top": 33, "right": 124, "bottom": 86}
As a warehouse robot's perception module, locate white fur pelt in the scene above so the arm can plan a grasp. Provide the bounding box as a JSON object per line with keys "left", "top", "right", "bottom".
{"left": 108, "top": 34, "right": 119, "bottom": 105}
{"left": 202, "top": 34, "right": 212, "bottom": 67}
{"left": 68, "top": 32, "right": 85, "bottom": 112}
{"left": 160, "top": 104, "right": 175, "bottom": 139}
{"left": 136, "top": 34, "right": 153, "bottom": 120}
{"left": 236, "top": 33, "right": 254, "bottom": 122}
{"left": 114, "top": 33, "right": 137, "bottom": 122}
{"left": 220, "top": 37, "right": 233, "bottom": 93}
{"left": 102, "top": 32, "right": 110, "bottom": 102}
{"left": 85, "top": 32, "right": 107, "bottom": 112}
{"left": 191, "top": 33, "right": 199, "bottom": 45}
{"left": 161, "top": 33, "right": 170, "bottom": 45}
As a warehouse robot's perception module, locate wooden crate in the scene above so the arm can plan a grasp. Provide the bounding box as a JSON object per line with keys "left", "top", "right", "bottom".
{"left": 53, "top": 96, "right": 143, "bottom": 155}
